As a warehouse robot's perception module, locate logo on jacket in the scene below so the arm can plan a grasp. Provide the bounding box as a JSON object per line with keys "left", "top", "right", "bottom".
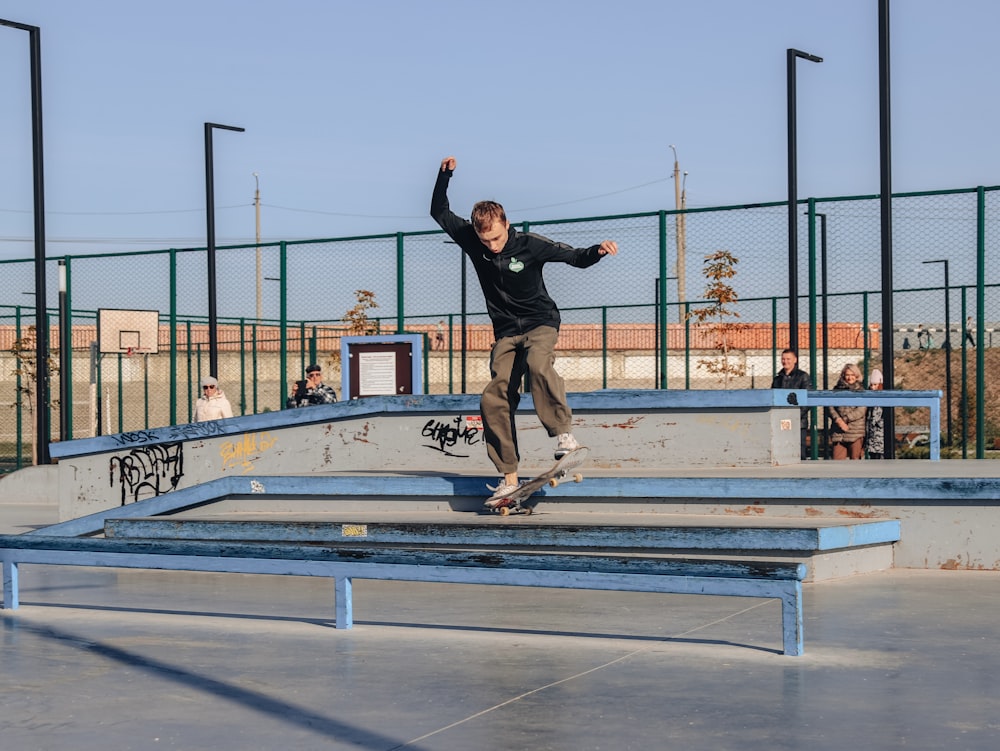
{"left": 508, "top": 257, "right": 524, "bottom": 273}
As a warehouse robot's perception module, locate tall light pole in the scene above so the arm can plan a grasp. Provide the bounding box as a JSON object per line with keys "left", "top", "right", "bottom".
{"left": 205, "top": 121, "right": 245, "bottom": 379}
{"left": 877, "top": 0, "right": 896, "bottom": 457}
{"left": 787, "top": 48, "right": 823, "bottom": 354}
{"left": 253, "top": 172, "right": 262, "bottom": 322}
{"left": 2, "top": 18, "right": 50, "bottom": 464}
{"left": 669, "top": 145, "right": 686, "bottom": 303}
{"left": 923, "top": 259, "right": 952, "bottom": 446}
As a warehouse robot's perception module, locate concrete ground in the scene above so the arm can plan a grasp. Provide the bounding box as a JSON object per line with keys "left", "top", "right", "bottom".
{"left": 1, "top": 502, "right": 999, "bottom": 750}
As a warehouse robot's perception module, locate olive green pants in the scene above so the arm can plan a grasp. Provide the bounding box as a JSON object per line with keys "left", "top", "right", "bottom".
{"left": 480, "top": 326, "right": 571, "bottom": 473}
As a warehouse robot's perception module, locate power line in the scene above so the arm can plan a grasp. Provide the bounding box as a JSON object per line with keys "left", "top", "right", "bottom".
{"left": 0, "top": 176, "right": 674, "bottom": 222}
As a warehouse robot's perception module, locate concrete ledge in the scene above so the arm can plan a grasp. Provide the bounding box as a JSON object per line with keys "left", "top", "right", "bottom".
{"left": 0, "top": 466, "right": 59, "bottom": 506}
{"left": 49, "top": 389, "right": 806, "bottom": 459}
{"left": 50, "top": 390, "right": 805, "bottom": 521}
{"left": 104, "top": 517, "right": 901, "bottom": 552}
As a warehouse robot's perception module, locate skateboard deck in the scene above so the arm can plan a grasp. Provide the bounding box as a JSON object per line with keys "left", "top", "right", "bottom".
{"left": 485, "top": 447, "right": 590, "bottom": 515}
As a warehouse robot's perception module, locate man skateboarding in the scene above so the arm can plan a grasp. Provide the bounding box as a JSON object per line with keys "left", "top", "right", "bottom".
{"left": 430, "top": 155, "right": 618, "bottom": 502}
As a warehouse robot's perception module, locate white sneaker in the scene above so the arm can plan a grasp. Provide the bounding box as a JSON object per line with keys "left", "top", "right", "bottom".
{"left": 485, "top": 478, "right": 527, "bottom": 504}
{"left": 555, "top": 432, "right": 580, "bottom": 459}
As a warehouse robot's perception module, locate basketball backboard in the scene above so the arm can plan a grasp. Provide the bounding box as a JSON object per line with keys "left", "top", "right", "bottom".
{"left": 97, "top": 308, "right": 160, "bottom": 355}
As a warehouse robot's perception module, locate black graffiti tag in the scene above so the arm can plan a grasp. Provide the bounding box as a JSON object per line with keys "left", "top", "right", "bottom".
{"left": 109, "top": 443, "right": 184, "bottom": 506}
{"left": 166, "top": 421, "right": 227, "bottom": 441}
{"left": 109, "top": 429, "right": 159, "bottom": 447}
{"left": 421, "top": 416, "right": 481, "bottom": 457}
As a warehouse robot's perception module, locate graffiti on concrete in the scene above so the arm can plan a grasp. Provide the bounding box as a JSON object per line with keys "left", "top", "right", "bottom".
{"left": 167, "top": 421, "right": 228, "bottom": 441}
{"left": 109, "top": 443, "right": 184, "bottom": 506}
{"left": 421, "top": 415, "right": 482, "bottom": 458}
{"left": 220, "top": 432, "right": 278, "bottom": 474}
{"left": 108, "top": 429, "right": 159, "bottom": 447}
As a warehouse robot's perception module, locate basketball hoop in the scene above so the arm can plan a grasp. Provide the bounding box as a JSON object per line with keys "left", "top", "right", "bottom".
{"left": 125, "top": 347, "right": 134, "bottom": 358}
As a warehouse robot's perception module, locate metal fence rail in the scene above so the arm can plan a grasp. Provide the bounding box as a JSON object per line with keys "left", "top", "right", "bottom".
{"left": 1, "top": 185, "right": 997, "bottom": 470}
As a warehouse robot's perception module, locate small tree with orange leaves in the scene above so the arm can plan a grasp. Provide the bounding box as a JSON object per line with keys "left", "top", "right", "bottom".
{"left": 686, "top": 250, "right": 747, "bottom": 386}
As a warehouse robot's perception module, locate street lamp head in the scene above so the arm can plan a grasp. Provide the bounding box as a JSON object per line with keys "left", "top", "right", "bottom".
{"left": 789, "top": 48, "right": 823, "bottom": 63}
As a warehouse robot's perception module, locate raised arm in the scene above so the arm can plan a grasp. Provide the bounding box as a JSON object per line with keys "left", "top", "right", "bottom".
{"left": 430, "top": 156, "right": 469, "bottom": 239}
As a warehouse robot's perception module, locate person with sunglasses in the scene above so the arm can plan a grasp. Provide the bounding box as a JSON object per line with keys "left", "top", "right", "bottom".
{"left": 286, "top": 363, "right": 338, "bottom": 408}
{"left": 194, "top": 376, "right": 234, "bottom": 422}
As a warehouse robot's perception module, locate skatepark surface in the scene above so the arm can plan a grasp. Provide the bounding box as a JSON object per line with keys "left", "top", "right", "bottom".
{"left": 1, "top": 501, "right": 998, "bottom": 750}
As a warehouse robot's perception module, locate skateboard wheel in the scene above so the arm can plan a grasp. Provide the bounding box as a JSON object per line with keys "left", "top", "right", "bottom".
{"left": 548, "top": 478, "right": 560, "bottom": 488}
{"left": 522, "top": 506, "right": 533, "bottom": 515}
{"left": 573, "top": 473, "right": 583, "bottom": 483}
{"left": 499, "top": 506, "right": 510, "bottom": 516}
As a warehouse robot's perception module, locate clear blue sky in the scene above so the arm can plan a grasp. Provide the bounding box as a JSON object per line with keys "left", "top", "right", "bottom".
{"left": 1, "top": 0, "right": 998, "bottom": 260}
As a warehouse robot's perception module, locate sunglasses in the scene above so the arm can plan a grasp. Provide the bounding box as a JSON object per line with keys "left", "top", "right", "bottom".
{"left": 203, "top": 385, "right": 216, "bottom": 390}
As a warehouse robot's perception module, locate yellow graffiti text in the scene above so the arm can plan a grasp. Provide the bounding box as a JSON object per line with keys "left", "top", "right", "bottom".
{"left": 220, "top": 432, "right": 277, "bottom": 474}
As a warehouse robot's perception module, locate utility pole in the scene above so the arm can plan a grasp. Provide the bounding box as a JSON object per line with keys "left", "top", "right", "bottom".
{"left": 669, "top": 145, "right": 686, "bottom": 303}
{"left": 254, "top": 172, "right": 262, "bottom": 322}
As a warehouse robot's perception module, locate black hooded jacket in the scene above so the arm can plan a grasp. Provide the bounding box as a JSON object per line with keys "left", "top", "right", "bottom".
{"left": 431, "top": 167, "right": 605, "bottom": 339}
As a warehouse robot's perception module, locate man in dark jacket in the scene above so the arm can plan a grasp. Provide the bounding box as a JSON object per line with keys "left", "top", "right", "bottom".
{"left": 431, "top": 156, "right": 618, "bottom": 502}
{"left": 772, "top": 349, "right": 812, "bottom": 458}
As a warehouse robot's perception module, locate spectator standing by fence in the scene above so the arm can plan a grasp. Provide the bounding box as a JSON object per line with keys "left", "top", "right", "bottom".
{"left": 771, "top": 349, "right": 811, "bottom": 459}
{"left": 828, "top": 363, "right": 867, "bottom": 460}
{"left": 865, "top": 368, "right": 885, "bottom": 459}
{"left": 194, "top": 377, "right": 233, "bottom": 422}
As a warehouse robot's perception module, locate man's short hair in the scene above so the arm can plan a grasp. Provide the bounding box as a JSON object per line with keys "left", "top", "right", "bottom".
{"left": 470, "top": 200, "right": 507, "bottom": 233}
{"left": 781, "top": 348, "right": 798, "bottom": 358}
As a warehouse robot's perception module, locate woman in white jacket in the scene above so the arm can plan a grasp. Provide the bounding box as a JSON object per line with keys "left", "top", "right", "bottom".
{"left": 194, "top": 376, "right": 233, "bottom": 422}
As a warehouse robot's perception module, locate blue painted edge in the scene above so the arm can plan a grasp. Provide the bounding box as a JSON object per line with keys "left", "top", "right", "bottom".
{"left": 815, "top": 520, "right": 901, "bottom": 549}
{"left": 34, "top": 472, "right": 990, "bottom": 539}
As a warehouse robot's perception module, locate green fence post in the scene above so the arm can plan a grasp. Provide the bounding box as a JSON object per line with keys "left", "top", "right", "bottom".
{"left": 961, "top": 285, "right": 969, "bottom": 459}
{"left": 116, "top": 352, "right": 124, "bottom": 434}
{"left": 185, "top": 321, "right": 193, "bottom": 424}
{"left": 976, "top": 186, "right": 985, "bottom": 458}
{"left": 279, "top": 241, "right": 288, "bottom": 409}
{"left": 658, "top": 210, "right": 668, "bottom": 389}
{"left": 447, "top": 313, "right": 454, "bottom": 395}
{"left": 252, "top": 322, "right": 259, "bottom": 414}
{"left": 239, "top": 318, "right": 247, "bottom": 415}
{"left": 771, "top": 297, "right": 778, "bottom": 375}
{"left": 143, "top": 353, "right": 150, "bottom": 428}
{"left": 62, "top": 257, "right": 74, "bottom": 439}
{"left": 684, "top": 301, "right": 691, "bottom": 390}
{"left": 15, "top": 307, "right": 23, "bottom": 469}
{"left": 602, "top": 306, "right": 609, "bottom": 389}
{"left": 806, "top": 200, "right": 819, "bottom": 459}
{"left": 169, "top": 249, "right": 178, "bottom": 426}
{"left": 396, "top": 232, "right": 405, "bottom": 333}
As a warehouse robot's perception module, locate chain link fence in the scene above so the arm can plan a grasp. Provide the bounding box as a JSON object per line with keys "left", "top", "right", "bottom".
{"left": 1, "top": 186, "right": 997, "bottom": 470}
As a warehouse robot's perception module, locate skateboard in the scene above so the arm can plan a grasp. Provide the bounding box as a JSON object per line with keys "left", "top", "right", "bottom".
{"left": 485, "top": 447, "right": 590, "bottom": 516}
